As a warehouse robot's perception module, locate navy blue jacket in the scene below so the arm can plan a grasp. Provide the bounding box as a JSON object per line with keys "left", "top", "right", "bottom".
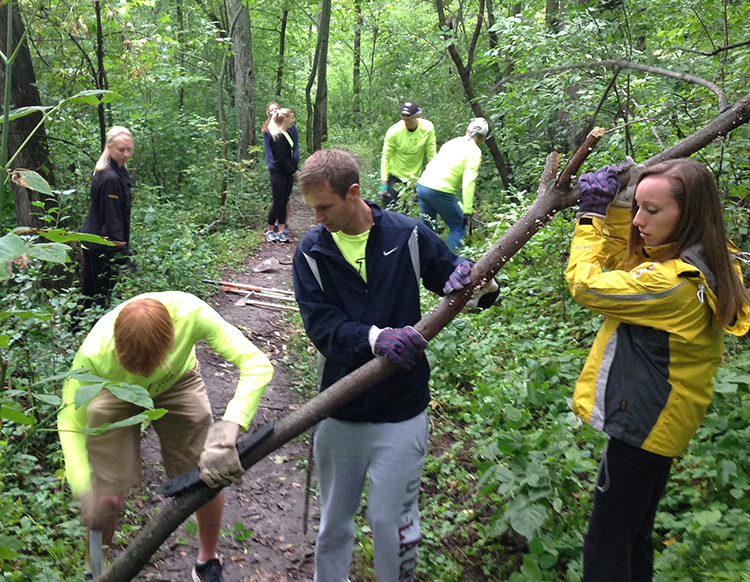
{"left": 293, "top": 202, "right": 463, "bottom": 423}
{"left": 264, "top": 124, "right": 299, "bottom": 170}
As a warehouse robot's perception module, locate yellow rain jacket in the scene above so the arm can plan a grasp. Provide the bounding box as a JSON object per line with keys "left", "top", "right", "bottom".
{"left": 566, "top": 208, "right": 750, "bottom": 457}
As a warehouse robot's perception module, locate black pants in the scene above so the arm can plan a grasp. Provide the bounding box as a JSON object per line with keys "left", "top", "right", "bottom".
{"left": 267, "top": 172, "right": 294, "bottom": 226}
{"left": 79, "top": 249, "right": 121, "bottom": 311}
{"left": 382, "top": 174, "right": 406, "bottom": 207}
{"left": 583, "top": 438, "right": 673, "bottom": 582}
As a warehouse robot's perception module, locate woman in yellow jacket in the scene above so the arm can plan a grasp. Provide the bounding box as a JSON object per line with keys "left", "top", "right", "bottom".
{"left": 566, "top": 159, "right": 750, "bottom": 581}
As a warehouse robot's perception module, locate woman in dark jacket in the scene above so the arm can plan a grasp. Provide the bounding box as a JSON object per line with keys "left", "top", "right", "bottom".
{"left": 263, "top": 108, "right": 298, "bottom": 243}
{"left": 79, "top": 126, "right": 134, "bottom": 311}
{"left": 263, "top": 103, "right": 299, "bottom": 237}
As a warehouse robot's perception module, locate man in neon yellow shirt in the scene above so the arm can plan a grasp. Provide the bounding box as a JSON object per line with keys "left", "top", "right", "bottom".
{"left": 58, "top": 291, "right": 273, "bottom": 582}
{"left": 379, "top": 101, "right": 437, "bottom": 206}
{"left": 416, "top": 117, "right": 489, "bottom": 250}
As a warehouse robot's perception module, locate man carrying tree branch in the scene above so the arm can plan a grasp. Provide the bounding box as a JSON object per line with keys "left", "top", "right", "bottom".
{"left": 57, "top": 291, "right": 273, "bottom": 582}
{"left": 293, "top": 149, "right": 498, "bottom": 581}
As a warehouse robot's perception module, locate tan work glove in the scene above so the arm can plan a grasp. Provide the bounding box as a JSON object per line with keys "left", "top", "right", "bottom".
{"left": 611, "top": 156, "right": 645, "bottom": 209}
{"left": 199, "top": 420, "right": 243, "bottom": 488}
{"left": 80, "top": 491, "right": 124, "bottom": 546}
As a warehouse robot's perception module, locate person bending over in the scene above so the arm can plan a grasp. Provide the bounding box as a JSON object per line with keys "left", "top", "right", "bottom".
{"left": 58, "top": 291, "right": 274, "bottom": 582}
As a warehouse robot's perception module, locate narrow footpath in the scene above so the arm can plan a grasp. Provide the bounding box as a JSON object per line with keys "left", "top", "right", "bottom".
{"left": 133, "top": 191, "right": 319, "bottom": 582}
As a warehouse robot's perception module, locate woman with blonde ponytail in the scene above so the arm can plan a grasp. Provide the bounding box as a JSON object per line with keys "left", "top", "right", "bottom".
{"left": 78, "top": 126, "right": 135, "bottom": 316}
{"left": 263, "top": 108, "right": 298, "bottom": 243}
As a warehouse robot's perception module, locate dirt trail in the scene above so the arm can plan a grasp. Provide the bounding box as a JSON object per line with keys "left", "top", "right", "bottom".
{"left": 131, "top": 191, "right": 319, "bottom": 582}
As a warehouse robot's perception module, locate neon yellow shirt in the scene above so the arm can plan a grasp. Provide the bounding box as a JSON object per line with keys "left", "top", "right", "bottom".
{"left": 380, "top": 119, "right": 437, "bottom": 183}
{"left": 57, "top": 291, "right": 274, "bottom": 496}
{"left": 332, "top": 229, "right": 371, "bottom": 282}
{"left": 417, "top": 136, "right": 482, "bottom": 213}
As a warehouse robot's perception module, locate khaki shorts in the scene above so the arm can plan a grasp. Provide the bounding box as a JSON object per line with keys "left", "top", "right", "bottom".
{"left": 85, "top": 362, "right": 212, "bottom": 496}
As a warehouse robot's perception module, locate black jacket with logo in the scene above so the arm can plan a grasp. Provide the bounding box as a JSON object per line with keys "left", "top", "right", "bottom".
{"left": 293, "top": 201, "right": 463, "bottom": 423}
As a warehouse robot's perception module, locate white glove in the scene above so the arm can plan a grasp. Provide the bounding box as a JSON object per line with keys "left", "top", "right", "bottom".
{"left": 198, "top": 421, "right": 243, "bottom": 488}
{"left": 610, "top": 156, "right": 645, "bottom": 208}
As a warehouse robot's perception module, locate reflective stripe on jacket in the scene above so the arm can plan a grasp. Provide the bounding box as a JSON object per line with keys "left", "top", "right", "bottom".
{"left": 566, "top": 208, "right": 750, "bottom": 457}
{"left": 292, "top": 201, "right": 462, "bottom": 423}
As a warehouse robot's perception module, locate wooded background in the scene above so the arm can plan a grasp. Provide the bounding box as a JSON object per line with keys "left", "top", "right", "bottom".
{"left": 1, "top": 0, "right": 749, "bottom": 580}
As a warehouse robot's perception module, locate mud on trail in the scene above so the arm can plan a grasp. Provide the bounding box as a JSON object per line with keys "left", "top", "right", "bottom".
{"left": 124, "top": 192, "right": 319, "bottom": 582}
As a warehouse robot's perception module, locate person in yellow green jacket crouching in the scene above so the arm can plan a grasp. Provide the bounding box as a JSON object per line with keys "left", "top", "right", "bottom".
{"left": 58, "top": 291, "right": 274, "bottom": 582}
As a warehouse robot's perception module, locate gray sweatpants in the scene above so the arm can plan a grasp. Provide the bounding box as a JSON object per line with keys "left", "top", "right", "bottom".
{"left": 313, "top": 411, "right": 429, "bottom": 582}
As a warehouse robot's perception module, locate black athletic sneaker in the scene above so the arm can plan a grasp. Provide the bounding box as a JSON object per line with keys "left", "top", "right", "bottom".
{"left": 192, "top": 558, "right": 224, "bottom": 582}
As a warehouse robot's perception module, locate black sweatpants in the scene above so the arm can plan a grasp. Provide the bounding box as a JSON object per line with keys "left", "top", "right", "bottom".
{"left": 79, "top": 249, "right": 121, "bottom": 311}
{"left": 583, "top": 437, "right": 673, "bottom": 582}
{"left": 267, "top": 172, "right": 294, "bottom": 226}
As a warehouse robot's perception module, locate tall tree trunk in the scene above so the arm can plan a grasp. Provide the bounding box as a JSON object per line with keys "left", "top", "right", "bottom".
{"left": 313, "top": 0, "right": 331, "bottom": 151}
{"left": 275, "top": 8, "right": 288, "bottom": 97}
{"left": 176, "top": 0, "right": 185, "bottom": 110}
{"left": 94, "top": 0, "right": 107, "bottom": 147}
{"left": 0, "top": 2, "right": 55, "bottom": 228}
{"left": 305, "top": 14, "right": 321, "bottom": 154}
{"left": 486, "top": 0, "right": 500, "bottom": 82}
{"left": 232, "top": 0, "right": 255, "bottom": 161}
{"left": 545, "top": 0, "right": 560, "bottom": 32}
{"left": 352, "top": 0, "right": 362, "bottom": 123}
{"left": 434, "top": 0, "right": 512, "bottom": 189}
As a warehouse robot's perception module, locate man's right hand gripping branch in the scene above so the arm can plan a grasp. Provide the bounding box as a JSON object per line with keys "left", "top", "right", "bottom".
{"left": 198, "top": 420, "right": 244, "bottom": 488}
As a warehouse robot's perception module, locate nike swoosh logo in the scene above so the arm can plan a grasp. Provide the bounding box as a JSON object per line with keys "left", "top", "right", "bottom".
{"left": 383, "top": 247, "right": 398, "bottom": 256}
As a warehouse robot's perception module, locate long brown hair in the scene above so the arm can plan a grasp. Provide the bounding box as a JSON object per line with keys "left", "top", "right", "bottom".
{"left": 627, "top": 158, "right": 750, "bottom": 328}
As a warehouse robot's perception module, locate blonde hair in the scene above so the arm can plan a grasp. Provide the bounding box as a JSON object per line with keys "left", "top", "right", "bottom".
{"left": 262, "top": 102, "right": 280, "bottom": 133}
{"left": 114, "top": 298, "right": 175, "bottom": 377}
{"left": 94, "top": 126, "right": 133, "bottom": 174}
{"left": 268, "top": 108, "right": 293, "bottom": 140}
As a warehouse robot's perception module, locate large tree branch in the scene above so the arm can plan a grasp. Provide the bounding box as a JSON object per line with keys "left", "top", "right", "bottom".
{"left": 678, "top": 39, "right": 750, "bottom": 57}
{"left": 96, "top": 91, "right": 750, "bottom": 582}
{"left": 466, "top": 0, "right": 484, "bottom": 71}
{"left": 495, "top": 58, "right": 729, "bottom": 112}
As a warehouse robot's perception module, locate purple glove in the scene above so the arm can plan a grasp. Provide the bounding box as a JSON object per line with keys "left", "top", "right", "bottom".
{"left": 578, "top": 166, "right": 621, "bottom": 216}
{"left": 374, "top": 326, "right": 428, "bottom": 369}
{"left": 443, "top": 260, "right": 473, "bottom": 294}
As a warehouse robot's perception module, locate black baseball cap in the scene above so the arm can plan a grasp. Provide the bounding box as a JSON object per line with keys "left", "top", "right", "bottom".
{"left": 400, "top": 102, "right": 422, "bottom": 117}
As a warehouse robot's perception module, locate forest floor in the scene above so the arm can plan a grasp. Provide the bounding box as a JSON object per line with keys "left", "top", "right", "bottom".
{"left": 119, "top": 192, "right": 319, "bottom": 582}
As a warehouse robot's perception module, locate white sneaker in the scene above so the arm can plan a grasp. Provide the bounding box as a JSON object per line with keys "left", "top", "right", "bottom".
{"left": 265, "top": 231, "right": 277, "bottom": 243}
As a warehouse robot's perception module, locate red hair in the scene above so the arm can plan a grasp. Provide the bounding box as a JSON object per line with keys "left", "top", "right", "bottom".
{"left": 114, "top": 299, "right": 175, "bottom": 377}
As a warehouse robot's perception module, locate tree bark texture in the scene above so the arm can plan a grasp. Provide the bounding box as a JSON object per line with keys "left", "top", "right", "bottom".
{"left": 0, "top": 3, "right": 56, "bottom": 229}
{"left": 434, "top": 0, "right": 513, "bottom": 189}
{"left": 305, "top": 13, "right": 322, "bottom": 153}
{"left": 313, "top": 0, "right": 331, "bottom": 151}
{"left": 352, "top": 0, "right": 362, "bottom": 123}
{"left": 232, "top": 0, "right": 256, "bottom": 161}
{"left": 96, "top": 95, "right": 750, "bottom": 581}
{"left": 275, "top": 9, "right": 288, "bottom": 98}
{"left": 94, "top": 0, "right": 107, "bottom": 148}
